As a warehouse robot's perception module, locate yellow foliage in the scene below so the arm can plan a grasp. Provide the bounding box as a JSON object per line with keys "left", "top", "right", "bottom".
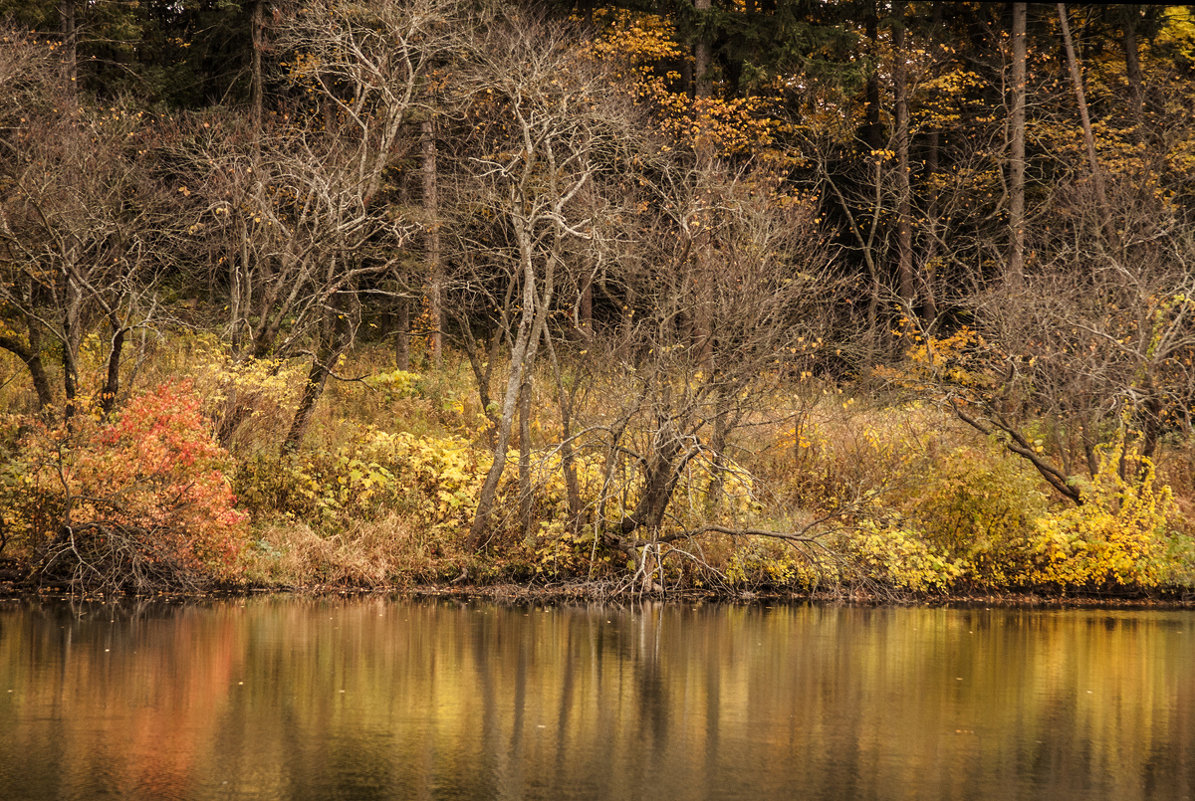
{"left": 1028, "top": 450, "right": 1175, "bottom": 589}
{"left": 840, "top": 518, "right": 961, "bottom": 593}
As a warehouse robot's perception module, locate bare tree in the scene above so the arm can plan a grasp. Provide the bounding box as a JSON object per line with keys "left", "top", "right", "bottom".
{"left": 182, "top": 0, "right": 461, "bottom": 450}
{"left": 0, "top": 42, "right": 178, "bottom": 418}
{"left": 927, "top": 175, "right": 1195, "bottom": 502}
{"left": 444, "top": 12, "right": 640, "bottom": 546}
{"left": 589, "top": 162, "right": 838, "bottom": 583}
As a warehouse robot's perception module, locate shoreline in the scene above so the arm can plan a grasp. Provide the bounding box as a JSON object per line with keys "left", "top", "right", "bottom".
{"left": 3, "top": 576, "right": 1194, "bottom": 609}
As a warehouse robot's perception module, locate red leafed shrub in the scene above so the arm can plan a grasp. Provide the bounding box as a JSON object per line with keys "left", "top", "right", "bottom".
{"left": 18, "top": 382, "right": 249, "bottom": 593}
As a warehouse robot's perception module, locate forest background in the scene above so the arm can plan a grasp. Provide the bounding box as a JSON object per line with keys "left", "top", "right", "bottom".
{"left": 2, "top": 0, "right": 1195, "bottom": 599}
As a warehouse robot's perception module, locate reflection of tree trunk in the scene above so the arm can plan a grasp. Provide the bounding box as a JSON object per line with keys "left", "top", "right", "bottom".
{"left": 422, "top": 119, "right": 442, "bottom": 366}
{"left": 1057, "top": 4, "right": 1108, "bottom": 213}
{"left": 1009, "top": 2, "right": 1027, "bottom": 282}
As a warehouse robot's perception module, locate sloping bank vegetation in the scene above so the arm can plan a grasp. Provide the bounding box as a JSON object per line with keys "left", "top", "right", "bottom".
{"left": 2, "top": 1, "right": 1195, "bottom": 599}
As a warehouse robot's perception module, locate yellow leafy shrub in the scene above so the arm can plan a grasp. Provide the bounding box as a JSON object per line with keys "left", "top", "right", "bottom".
{"left": 1027, "top": 454, "right": 1175, "bottom": 590}
{"left": 911, "top": 445, "right": 1049, "bottom": 587}
{"left": 840, "top": 518, "right": 961, "bottom": 593}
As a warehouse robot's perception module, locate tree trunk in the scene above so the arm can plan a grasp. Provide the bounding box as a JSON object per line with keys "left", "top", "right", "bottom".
{"left": 1057, "top": 3, "right": 1108, "bottom": 213}
{"left": 1009, "top": 2, "right": 1027, "bottom": 282}
{"left": 543, "top": 330, "right": 583, "bottom": 526}
{"left": 60, "top": 282, "right": 82, "bottom": 418}
{"left": 468, "top": 237, "right": 554, "bottom": 548}
{"left": 1121, "top": 7, "right": 1144, "bottom": 133}
{"left": 422, "top": 118, "right": 442, "bottom": 366}
{"left": 578, "top": 274, "right": 593, "bottom": 339}
{"left": 694, "top": 0, "right": 713, "bottom": 99}
{"left": 621, "top": 420, "right": 683, "bottom": 535}
{"left": 517, "top": 374, "right": 533, "bottom": 538}
{"left": 281, "top": 297, "right": 353, "bottom": 454}
{"left": 0, "top": 335, "right": 53, "bottom": 411}
{"left": 865, "top": 0, "right": 883, "bottom": 152}
{"left": 99, "top": 320, "right": 126, "bottom": 417}
{"left": 893, "top": 4, "right": 913, "bottom": 308}
{"left": 251, "top": 1, "right": 264, "bottom": 132}
{"left": 394, "top": 300, "right": 410, "bottom": 371}
{"left": 920, "top": 2, "right": 942, "bottom": 325}
{"left": 59, "top": 0, "right": 77, "bottom": 100}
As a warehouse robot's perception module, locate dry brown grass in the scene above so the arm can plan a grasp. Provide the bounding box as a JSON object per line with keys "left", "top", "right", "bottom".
{"left": 238, "top": 513, "right": 469, "bottom": 589}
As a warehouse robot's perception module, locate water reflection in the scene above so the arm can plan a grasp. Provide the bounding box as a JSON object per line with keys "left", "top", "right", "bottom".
{"left": 0, "top": 599, "right": 1191, "bottom": 801}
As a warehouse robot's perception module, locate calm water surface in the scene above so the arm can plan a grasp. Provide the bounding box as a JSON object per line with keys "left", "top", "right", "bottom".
{"left": 0, "top": 598, "right": 1192, "bottom": 801}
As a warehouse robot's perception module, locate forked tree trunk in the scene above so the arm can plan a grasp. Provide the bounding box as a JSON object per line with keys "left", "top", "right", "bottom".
{"left": 468, "top": 239, "right": 554, "bottom": 548}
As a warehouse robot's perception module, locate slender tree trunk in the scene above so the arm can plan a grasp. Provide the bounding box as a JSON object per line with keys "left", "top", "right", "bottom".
{"left": 281, "top": 297, "right": 353, "bottom": 454}
{"left": 1057, "top": 4, "right": 1109, "bottom": 213}
{"left": 251, "top": 1, "right": 264, "bottom": 132}
{"left": 543, "top": 329, "right": 582, "bottom": 526}
{"left": 893, "top": 5, "right": 913, "bottom": 308}
{"left": 468, "top": 233, "right": 554, "bottom": 547}
{"left": 394, "top": 300, "right": 410, "bottom": 371}
{"left": 59, "top": 0, "right": 77, "bottom": 101}
{"left": 920, "top": 2, "right": 942, "bottom": 325}
{"left": 1009, "top": 2, "right": 1027, "bottom": 282}
{"left": 865, "top": 0, "right": 883, "bottom": 152}
{"left": 422, "top": 119, "right": 442, "bottom": 366}
{"left": 694, "top": 0, "right": 713, "bottom": 99}
{"left": 517, "top": 374, "right": 533, "bottom": 537}
{"left": 578, "top": 274, "right": 593, "bottom": 338}
{"left": 61, "top": 283, "right": 82, "bottom": 418}
{"left": 1121, "top": 7, "right": 1144, "bottom": 134}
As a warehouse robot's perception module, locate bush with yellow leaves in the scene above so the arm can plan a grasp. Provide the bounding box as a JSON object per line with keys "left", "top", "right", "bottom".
{"left": 910, "top": 444, "right": 1049, "bottom": 588}
{"left": 838, "top": 517, "right": 961, "bottom": 593}
{"left": 1026, "top": 449, "right": 1176, "bottom": 590}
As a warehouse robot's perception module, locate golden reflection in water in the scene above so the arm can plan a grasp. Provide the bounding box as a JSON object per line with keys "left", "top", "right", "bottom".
{"left": 0, "top": 599, "right": 1192, "bottom": 801}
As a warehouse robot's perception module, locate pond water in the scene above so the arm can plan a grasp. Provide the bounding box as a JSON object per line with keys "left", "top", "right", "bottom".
{"left": 0, "top": 598, "right": 1192, "bottom": 801}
